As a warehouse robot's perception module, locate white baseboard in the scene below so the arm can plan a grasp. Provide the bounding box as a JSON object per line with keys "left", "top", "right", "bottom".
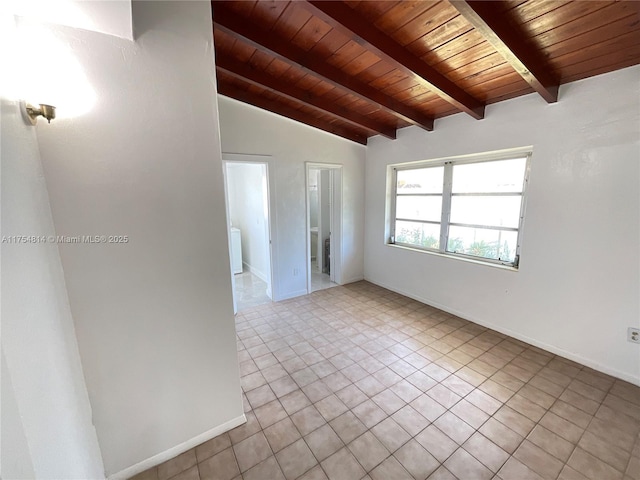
{"left": 275, "top": 289, "right": 308, "bottom": 302}
{"left": 365, "top": 277, "right": 640, "bottom": 387}
{"left": 341, "top": 275, "right": 365, "bottom": 285}
{"left": 108, "top": 414, "right": 246, "bottom": 480}
{"left": 243, "top": 263, "right": 268, "bottom": 283}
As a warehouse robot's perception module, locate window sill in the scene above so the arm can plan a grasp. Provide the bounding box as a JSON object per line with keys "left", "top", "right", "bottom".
{"left": 386, "top": 243, "right": 519, "bottom": 272}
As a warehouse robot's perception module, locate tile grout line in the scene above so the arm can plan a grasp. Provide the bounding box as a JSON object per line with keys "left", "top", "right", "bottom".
{"left": 231, "top": 284, "right": 638, "bottom": 480}
{"left": 244, "top": 327, "right": 528, "bottom": 478}
{"left": 245, "top": 322, "right": 532, "bottom": 477}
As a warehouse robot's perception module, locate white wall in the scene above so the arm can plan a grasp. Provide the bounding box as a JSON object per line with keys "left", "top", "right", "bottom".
{"left": 32, "top": 2, "right": 243, "bottom": 476}
{"left": 365, "top": 66, "right": 640, "bottom": 385}
{"left": 226, "top": 162, "right": 270, "bottom": 282}
{"left": 218, "top": 96, "right": 366, "bottom": 299}
{"left": 8, "top": 0, "right": 133, "bottom": 40}
{"left": 1, "top": 349, "right": 35, "bottom": 479}
{"left": 1, "top": 99, "right": 104, "bottom": 478}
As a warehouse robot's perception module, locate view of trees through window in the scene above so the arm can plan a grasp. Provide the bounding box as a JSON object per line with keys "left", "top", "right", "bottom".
{"left": 394, "top": 228, "right": 514, "bottom": 261}
{"left": 392, "top": 155, "right": 529, "bottom": 266}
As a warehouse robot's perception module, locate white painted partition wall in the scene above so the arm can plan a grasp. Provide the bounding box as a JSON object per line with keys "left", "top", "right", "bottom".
{"left": 1, "top": 99, "right": 105, "bottom": 479}
{"left": 364, "top": 66, "right": 640, "bottom": 385}
{"left": 32, "top": 2, "right": 243, "bottom": 477}
{"left": 217, "top": 96, "right": 366, "bottom": 301}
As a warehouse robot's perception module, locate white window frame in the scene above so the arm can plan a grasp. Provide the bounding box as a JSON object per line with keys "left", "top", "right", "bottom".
{"left": 388, "top": 147, "right": 532, "bottom": 269}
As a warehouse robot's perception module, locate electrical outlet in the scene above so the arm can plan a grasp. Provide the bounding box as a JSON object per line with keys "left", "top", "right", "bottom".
{"left": 293, "top": 268, "right": 299, "bottom": 276}
{"left": 629, "top": 327, "right": 640, "bottom": 344}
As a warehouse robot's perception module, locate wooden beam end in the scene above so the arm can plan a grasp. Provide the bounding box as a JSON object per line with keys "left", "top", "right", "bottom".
{"left": 541, "top": 85, "right": 559, "bottom": 104}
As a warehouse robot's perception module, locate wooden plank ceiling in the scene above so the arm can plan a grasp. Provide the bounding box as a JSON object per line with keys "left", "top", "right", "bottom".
{"left": 212, "top": 0, "right": 640, "bottom": 145}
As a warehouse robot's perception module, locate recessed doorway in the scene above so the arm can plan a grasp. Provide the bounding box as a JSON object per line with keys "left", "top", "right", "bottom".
{"left": 306, "top": 163, "right": 342, "bottom": 293}
{"left": 223, "top": 155, "right": 273, "bottom": 313}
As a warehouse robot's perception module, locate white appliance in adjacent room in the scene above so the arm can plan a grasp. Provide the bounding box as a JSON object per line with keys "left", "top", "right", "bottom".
{"left": 230, "top": 227, "right": 242, "bottom": 274}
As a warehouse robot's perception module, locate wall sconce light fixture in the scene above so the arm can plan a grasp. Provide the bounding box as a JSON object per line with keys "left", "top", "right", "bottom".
{"left": 24, "top": 103, "right": 56, "bottom": 125}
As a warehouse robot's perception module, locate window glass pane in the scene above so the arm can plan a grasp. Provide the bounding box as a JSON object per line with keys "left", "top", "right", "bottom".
{"left": 397, "top": 166, "right": 444, "bottom": 194}
{"left": 447, "top": 226, "right": 518, "bottom": 262}
{"left": 450, "top": 196, "right": 522, "bottom": 228}
{"left": 452, "top": 158, "right": 526, "bottom": 193}
{"left": 395, "top": 221, "right": 440, "bottom": 249}
{"left": 396, "top": 196, "right": 442, "bottom": 222}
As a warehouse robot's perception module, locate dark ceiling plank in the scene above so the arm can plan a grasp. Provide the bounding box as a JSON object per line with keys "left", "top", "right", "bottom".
{"left": 216, "top": 54, "right": 396, "bottom": 139}
{"left": 553, "top": 31, "right": 640, "bottom": 83}
{"left": 217, "top": 80, "right": 368, "bottom": 145}
{"left": 512, "top": 1, "right": 610, "bottom": 36}
{"left": 248, "top": 1, "right": 288, "bottom": 29}
{"left": 212, "top": 4, "right": 434, "bottom": 131}
{"left": 450, "top": 0, "right": 560, "bottom": 103}
{"left": 303, "top": 0, "right": 485, "bottom": 120}
{"left": 272, "top": 3, "right": 313, "bottom": 42}
{"left": 532, "top": 3, "right": 639, "bottom": 50}
{"left": 392, "top": 2, "right": 459, "bottom": 48}
{"left": 292, "top": 15, "right": 333, "bottom": 52}
{"left": 373, "top": 1, "right": 435, "bottom": 34}
{"left": 544, "top": 14, "right": 640, "bottom": 61}
{"left": 349, "top": 0, "right": 400, "bottom": 24}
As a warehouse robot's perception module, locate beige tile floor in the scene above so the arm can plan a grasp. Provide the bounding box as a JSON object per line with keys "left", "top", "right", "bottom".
{"left": 132, "top": 281, "right": 640, "bottom": 480}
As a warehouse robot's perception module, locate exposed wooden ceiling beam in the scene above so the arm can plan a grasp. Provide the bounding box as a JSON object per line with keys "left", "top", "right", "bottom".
{"left": 217, "top": 54, "right": 396, "bottom": 140}
{"left": 212, "top": 5, "right": 434, "bottom": 131}
{"left": 303, "top": 0, "right": 485, "bottom": 120}
{"left": 450, "top": 0, "right": 560, "bottom": 103}
{"left": 217, "top": 80, "right": 368, "bottom": 145}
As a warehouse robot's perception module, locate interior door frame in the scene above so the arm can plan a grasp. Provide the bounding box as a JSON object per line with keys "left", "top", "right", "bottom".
{"left": 222, "top": 153, "right": 276, "bottom": 311}
{"left": 305, "top": 162, "right": 343, "bottom": 294}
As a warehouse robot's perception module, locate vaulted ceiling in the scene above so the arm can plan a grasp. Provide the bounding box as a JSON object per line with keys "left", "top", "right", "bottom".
{"left": 211, "top": 1, "right": 640, "bottom": 144}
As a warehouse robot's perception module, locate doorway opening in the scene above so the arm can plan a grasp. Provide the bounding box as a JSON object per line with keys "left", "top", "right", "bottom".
{"left": 223, "top": 156, "right": 273, "bottom": 313}
{"left": 306, "top": 163, "right": 342, "bottom": 293}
